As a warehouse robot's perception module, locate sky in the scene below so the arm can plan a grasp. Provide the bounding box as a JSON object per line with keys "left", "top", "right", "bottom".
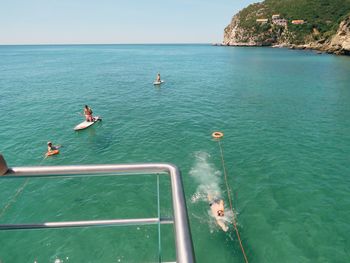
{"left": 0, "top": 0, "right": 258, "bottom": 44}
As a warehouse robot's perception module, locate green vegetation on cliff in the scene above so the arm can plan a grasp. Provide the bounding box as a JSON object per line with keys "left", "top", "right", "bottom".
{"left": 238, "top": 0, "right": 350, "bottom": 44}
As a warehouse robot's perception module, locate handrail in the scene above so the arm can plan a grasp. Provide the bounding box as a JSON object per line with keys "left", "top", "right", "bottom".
{"left": 1, "top": 162, "right": 195, "bottom": 263}
{"left": 0, "top": 217, "right": 174, "bottom": 230}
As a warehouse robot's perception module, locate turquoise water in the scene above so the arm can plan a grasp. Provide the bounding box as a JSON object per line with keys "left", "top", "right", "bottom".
{"left": 0, "top": 45, "right": 350, "bottom": 262}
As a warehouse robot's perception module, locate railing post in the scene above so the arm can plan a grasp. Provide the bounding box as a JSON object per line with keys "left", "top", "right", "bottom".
{"left": 0, "top": 154, "right": 8, "bottom": 176}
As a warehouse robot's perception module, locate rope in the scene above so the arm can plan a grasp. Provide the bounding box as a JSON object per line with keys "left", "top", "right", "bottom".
{"left": 156, "top": 174, "right": 162, "bottom": 263}
{"left": 0, "top": 178, "right": 29, "bottom": 219}
{"left": 217, "top": 139, "right": 249, "bottom": 263}
{"left": 0, "top": 156, "right": 46, "bottom": 219}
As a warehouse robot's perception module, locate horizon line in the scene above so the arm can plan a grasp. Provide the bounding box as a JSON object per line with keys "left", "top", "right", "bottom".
{"left": 0, "top": 42, "right": 217, "bottom": 46}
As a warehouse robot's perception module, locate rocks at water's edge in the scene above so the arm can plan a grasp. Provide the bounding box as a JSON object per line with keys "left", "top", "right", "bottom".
{"left": 286, "top": 17, "right": 350, "bottom": 55}
{"left": 326, "top": 17, "right": 350, "bottom": 55}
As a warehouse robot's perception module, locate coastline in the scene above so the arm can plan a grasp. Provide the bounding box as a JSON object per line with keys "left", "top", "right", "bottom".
{"left": 214, "top": 42, "right": 350, "bottom": 56}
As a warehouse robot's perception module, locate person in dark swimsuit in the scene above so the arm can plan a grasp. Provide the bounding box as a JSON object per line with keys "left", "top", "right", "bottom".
{"left": 47, "top": 141, "right": 57, "bottom": 152}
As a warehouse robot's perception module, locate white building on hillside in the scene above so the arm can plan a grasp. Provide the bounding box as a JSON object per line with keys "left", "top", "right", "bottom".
{"left": 273, "top": 19, "right": 288, "bottom": 26}
{"left": 256, "top": 18, "right": 269, "bottom": 24}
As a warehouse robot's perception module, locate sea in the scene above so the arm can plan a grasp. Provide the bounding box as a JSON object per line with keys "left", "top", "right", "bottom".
{"left": 0, "top": 44, "right": 349, "bottom": 263}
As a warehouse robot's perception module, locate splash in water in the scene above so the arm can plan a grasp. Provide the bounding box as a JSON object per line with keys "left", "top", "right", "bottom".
{"left": 190, "top": 151, "right": 222, "bottom": 202}
{"left": 190, "top": 151, "right": 236, "bottom": 231}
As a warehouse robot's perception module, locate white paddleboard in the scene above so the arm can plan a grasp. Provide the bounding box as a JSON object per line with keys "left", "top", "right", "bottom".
{"left": 74, "top": 116, "right": 101, "bottom": 131}
{"left": 153, "top": 80, "right": 164, "bottom": 85}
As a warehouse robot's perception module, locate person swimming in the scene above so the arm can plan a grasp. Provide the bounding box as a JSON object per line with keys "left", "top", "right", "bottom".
{"left": 208, "top": 194, "right": 229, "bottom": 232}
{"left": 84, "top": 105, "right": 93, "bottom": 122}
{"left": 46, "top": 141, "right": 61, "bottom": 157}
{"left": 47, "top": 141, "right": 57, "bottom": 152}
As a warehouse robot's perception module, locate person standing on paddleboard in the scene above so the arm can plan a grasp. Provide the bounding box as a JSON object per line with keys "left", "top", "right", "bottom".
{"left": 84, "top": 105, "right": 93, "bottom": 122}
{"left": 156, "top": 73, "right": 161, "bottom": 82}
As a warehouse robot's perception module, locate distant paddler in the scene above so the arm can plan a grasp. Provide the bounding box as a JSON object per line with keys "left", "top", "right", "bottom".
{"left": 208, "top": 194, "right": 229, "bottom": 232}
{"left": 74, "top": 106, "right": 102, "bottom": 131}
{"left": 156, "top": 73, "right": 161, "bottom": 82}
{"left": 153, "top": 73, "right": 164, "bottom": 85}
{"left": 45, "top": 141, "right": 60, "bottom": 157}
{"left": 84, "top": 105, "right": 94, "bottom": 122}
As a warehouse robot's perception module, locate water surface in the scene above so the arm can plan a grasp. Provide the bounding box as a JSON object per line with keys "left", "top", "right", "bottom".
{"left": 0, "top": 45, "right": 350, "bottom": 262}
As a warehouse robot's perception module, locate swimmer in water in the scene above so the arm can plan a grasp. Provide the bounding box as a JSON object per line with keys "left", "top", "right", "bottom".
{"left": 208, "top": 194, "right": 229, "bottom": 232}
{"left": 47, "top": 141, "right": 59, "bottom": 152}
{"left": 45, "top": 141, "right": 61, "bottom": 157}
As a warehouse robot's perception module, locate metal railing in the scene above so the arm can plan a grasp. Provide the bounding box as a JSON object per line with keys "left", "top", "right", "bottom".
{"left": 0, "top": 160, "right": 195, "bottom": 263}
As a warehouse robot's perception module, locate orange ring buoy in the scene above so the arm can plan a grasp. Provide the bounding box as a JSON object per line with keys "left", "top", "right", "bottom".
{"left": 212, "top": 131, "right": 224, "bottom": 139}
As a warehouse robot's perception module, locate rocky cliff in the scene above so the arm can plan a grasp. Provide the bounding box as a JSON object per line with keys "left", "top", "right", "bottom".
{"left": 326, "top": 17, "right": 350, "bottom": 55}
{"left": 223, "top": 0, "right": 350, "bottom": 55}
{"left": 285, "top": 16, "right": 350, "bottom": 55}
